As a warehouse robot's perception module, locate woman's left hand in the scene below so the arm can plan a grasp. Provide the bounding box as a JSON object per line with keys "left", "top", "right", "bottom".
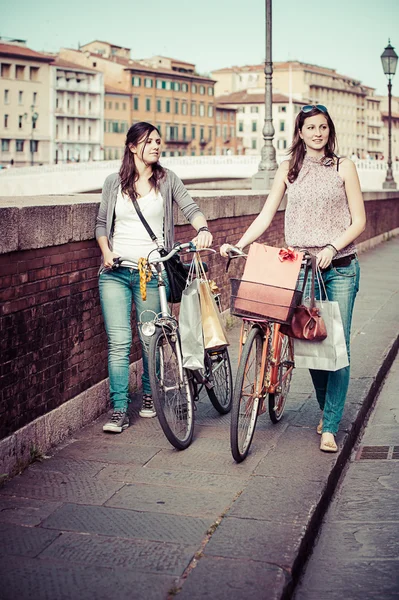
{"left": 193, "top": 230, "right": 213, "bottom": 250}
{"left": 316, "top": 246, "right": 335, "bottom": 269}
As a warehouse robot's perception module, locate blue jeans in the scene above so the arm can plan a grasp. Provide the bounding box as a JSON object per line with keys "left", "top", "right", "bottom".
{"left": 298, "top": 257, "right": 360, "bottom": 434}
{"left": 99, "top": 268, "right": 170, "bottom": 411}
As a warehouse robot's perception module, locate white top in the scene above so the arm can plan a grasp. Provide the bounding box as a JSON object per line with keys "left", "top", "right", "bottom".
{"left": 113, "top": 187, "right": 164, "bottom": 268}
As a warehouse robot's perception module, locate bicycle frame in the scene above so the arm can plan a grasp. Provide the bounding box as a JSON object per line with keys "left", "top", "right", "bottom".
{"left": 238, "top": 319, "right": 294, "bottom": 399}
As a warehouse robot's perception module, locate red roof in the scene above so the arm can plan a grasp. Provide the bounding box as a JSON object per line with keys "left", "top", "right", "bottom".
{"left": 81, "top": 40, "right": 130, "bottom": 51}
{"left": 212, "top": 64, "right": 264, "bottom": 74}
{"left": 381, "top": 111, "right": 399, "bottom": 120}
{"left": 82, "top": 51, "right": 215, "bottom": 82}
{"left": 212, "top": 60, "right": 371, "bottom": 88}
{"left": 216, "top": 90, "right": 302, "bottom": 105}
{"left": 105, "top": 85, "right": 130, "bottom": 95}
{"left": 52, "top": 57, "right": 97, "bottom": 73}
{"left": 0, "top": 42, "right": 53, "bottom": 62}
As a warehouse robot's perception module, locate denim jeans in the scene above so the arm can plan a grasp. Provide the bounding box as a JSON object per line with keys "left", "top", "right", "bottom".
{"left": 298, "top": 257, "right": 360, "bottom": 434}
{"left": 99, "top": 268, "right": 170, "bottom": 411}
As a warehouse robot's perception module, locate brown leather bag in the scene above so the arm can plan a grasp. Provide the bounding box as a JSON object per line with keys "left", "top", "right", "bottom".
{"left": 280, "top": 255, "right": 327, "bottom": 341}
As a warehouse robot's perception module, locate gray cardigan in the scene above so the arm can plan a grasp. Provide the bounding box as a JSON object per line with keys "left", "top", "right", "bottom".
{"left": 95, "top": 169, "right": 204, "bottom": 252}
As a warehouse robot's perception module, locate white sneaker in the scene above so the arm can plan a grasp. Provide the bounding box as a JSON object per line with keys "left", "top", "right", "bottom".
{"left": 139, "top": 395, "right": 157, "bottom": 418}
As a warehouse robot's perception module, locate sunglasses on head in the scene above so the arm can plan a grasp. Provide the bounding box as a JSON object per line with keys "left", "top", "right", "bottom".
{"left": 301, "top": 104, "right": 328, "bottom": 114}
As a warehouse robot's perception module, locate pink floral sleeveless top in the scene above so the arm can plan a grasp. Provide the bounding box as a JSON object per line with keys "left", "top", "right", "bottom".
{"left": 285, "top": 155, "right": 356, "bottom": 258}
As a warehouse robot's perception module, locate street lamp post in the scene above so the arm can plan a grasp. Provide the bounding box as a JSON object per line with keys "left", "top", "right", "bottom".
{"left": 252, "top": 0, "right": 278, "bottom": 190}
{"left": 30, "top": 105, "right": 38, "bottom": 166}
{"left": 381, "top": 40, "right": 398, "bottom": 190}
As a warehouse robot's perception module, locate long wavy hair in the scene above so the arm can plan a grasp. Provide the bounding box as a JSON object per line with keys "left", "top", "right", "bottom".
{"left": 287, "top": 107, "right": 337, "bottom": 183}
{"left": 119, "top": 122, "right": 165, "bottom": 201}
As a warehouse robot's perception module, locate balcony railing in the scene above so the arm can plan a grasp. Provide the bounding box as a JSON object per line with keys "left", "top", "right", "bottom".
{"left": 165, "top": 138, "right": 190, "bottom": 145}
{"left": 55, "top": 109, "right": 101, "bottom": 119}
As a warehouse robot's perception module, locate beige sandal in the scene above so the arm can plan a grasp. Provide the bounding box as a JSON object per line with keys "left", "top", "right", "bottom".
{"left": 316, "top": 417, "right": 323, "bottom": 435}
{"left": 320, "top": 432, "right": 338, "bottom": 453}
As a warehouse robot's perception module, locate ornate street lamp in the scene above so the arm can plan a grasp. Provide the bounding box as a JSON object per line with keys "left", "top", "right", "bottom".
{"left": 381, "top": 40, "right": 398, "bottom": 189}
{"left": 252, "top": 0, "right": 278, "bottom": 190}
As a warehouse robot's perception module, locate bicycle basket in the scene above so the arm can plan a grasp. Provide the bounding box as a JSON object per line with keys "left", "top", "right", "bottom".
{"left": 230, "top": 274, "right": 306, "bottom": 325}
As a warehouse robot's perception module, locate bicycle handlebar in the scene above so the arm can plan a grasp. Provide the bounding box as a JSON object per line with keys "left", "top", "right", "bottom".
{"left": 112, "top": 242, "right": 215, "bottom": 269}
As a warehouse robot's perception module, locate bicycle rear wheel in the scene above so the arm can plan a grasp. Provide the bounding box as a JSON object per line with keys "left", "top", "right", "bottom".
{"left": 149, "top": 327, "right": 194, "bottom": 450}
{"left": 268, "top": 333, "right": 294, "bottom": 423}
{"left": 230, "top": 326, "right": 264, "bottom": 462}
{"left": 205, "top": 348, "right": 233, "bottom": 414}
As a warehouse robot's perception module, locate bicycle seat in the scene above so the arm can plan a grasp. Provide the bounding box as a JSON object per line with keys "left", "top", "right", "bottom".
{"left": 182, "top": 262, "right": 208, "bottom": 273}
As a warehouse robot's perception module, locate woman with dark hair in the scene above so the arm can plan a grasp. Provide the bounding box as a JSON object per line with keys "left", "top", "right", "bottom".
{"left": 96, "top": 122, "right": 212, "bottom": 433}
{"left": 221, "top": 105, "right": 366, "bottom": 452}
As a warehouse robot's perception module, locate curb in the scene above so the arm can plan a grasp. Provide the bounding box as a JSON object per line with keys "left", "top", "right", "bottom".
{"left": 282, "top": 332, "right": 399, "bottom": 599}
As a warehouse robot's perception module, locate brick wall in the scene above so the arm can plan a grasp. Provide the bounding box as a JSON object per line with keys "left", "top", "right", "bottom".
{"left": 0, "top": 191, "right": 398, "bottom": 440}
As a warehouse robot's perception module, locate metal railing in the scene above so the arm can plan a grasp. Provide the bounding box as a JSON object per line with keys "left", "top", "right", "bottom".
{"left": 1, "top": 155, "right": 398, "bottom": 178}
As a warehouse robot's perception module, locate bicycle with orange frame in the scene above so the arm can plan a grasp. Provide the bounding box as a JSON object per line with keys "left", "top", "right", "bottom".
{"left": 227, "top": 247, "right": 309, "bottom": 462}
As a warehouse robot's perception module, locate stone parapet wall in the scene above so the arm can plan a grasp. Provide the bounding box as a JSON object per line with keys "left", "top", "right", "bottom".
{"left": 0, "top": 190, "right": 398, "bottom": 443}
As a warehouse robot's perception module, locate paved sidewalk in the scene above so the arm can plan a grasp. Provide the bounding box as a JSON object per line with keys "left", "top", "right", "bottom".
{"left": 0, "top": 238, "right": 398, "bottom": 600}
{"left": 295, "top": 354, "right": 399, "bottom": 600}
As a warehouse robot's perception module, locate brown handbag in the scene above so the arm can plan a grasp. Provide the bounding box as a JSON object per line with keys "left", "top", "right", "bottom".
{"left": 280, "top": 255, "right": 327, "bottom": 341}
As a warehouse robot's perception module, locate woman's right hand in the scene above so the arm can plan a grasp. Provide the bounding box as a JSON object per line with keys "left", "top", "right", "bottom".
{"left": 102, "top": 249, "right": 120, "bottom": 268}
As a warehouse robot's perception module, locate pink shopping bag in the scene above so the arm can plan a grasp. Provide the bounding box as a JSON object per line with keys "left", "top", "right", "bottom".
{"left": 233, "top": 243, "right": 304, "bottom": 323}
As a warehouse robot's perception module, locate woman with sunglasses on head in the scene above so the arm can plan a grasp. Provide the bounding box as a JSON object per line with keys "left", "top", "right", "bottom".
{"left": 221, "top": 105, "right": 366, "bottom": 453}
{"left": 96, "top": 121, "right": 212, "bottom": 434}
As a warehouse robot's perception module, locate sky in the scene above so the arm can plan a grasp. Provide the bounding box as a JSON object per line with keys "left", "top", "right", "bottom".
{"left": 1, "top": 0, "right": 398, "bottom": 96}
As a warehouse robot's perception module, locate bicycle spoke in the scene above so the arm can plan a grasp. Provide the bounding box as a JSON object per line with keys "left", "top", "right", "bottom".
{"left": 149, "top": 329, "right": 194, "bottom": 449}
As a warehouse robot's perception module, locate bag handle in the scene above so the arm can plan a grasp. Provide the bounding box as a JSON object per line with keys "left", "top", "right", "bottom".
{"left": 308, "top": 255, "right": 318, "bottom": 310}
{"left": 131, "top": 196, "right": 158, "bottom": 243}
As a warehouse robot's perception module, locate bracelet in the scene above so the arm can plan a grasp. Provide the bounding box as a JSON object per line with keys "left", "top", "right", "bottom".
{"left": 197, "top": 226, "right": 210, "bottom": 234}
{"left": 326, "top": 244, "right": 338, "bottom": 257}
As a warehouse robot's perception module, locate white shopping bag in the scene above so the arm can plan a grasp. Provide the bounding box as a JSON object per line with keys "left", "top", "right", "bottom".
{"left": 179, "top": 278, "right": 205, "bottom": 370}
{"left": 294, "top": 300, "right": 349, "bottom": 371}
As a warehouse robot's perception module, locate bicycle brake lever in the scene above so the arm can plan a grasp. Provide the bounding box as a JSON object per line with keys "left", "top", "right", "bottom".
{"left": 226, "top": 248, "right": 245, "bottom": 273}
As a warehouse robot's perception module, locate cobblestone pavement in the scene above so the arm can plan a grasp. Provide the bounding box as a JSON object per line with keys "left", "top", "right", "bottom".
{"left": 0, "top": 238, "right": 398, "bottom": 600}
{"left": 295, "top": 354, "right": 399, "bottom": 600}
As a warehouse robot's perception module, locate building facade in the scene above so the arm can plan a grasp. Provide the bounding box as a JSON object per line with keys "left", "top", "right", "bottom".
{"left": 216, "top": 89, "right": 302, "bottom": 157}
{"left": 60, "top": 43, "right": 217, "bottom": 156}
{"left": 0, "top": 40, "right": 53, "bottom": 166}
{"left": 365, "top": 94, "right": 383, "bottom": 159}
{"left": 104, "top": 86, "right": 130, "bottom": 160}
{"left": 376, "top": 94, "right": 399, "bottom": 162}
{"left": 215, "top": 105, "right": 238, "bottom": 155}
{"left": 51, "top": 58, "right": 104, "bottom": 163}
{"left": 212, "top": 61, "right": 384, "bottom": 158}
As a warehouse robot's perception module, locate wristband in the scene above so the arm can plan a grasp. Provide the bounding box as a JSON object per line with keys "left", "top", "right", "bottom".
{"left": 197, "top": 226, "right": 210, "bottom": 234}
{"left": 326, "top": 244, "right": 338, "bottom": 257}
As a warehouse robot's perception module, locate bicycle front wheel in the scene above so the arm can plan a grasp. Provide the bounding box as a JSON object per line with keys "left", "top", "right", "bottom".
{"left": 149, "top": 327, "right": 194, "bottom": 450}
{"left": 268, "top": 333, "right": 294, "bottom": 423}
{"left": 230, "top": 326, "right": 264, "bottom": 462}
{"left": 205, "top": 348, "right": 233, "bottom": 414}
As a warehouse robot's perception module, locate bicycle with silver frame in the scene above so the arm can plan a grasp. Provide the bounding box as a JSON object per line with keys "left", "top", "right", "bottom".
{"left": 113, "top": 242, "right": 233, "bottom": 450}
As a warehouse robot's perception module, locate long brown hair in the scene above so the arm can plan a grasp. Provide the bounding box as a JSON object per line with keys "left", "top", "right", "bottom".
{"left": 287, "top": 107, "right": 337, "bottom": 183}
{"left": 119, "top": 122, "right": 165, "bottom": 201}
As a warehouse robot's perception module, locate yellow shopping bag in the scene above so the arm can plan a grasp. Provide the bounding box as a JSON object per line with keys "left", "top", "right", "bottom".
{"left": 198, "top": 280, "right": 229, "bottom": 351}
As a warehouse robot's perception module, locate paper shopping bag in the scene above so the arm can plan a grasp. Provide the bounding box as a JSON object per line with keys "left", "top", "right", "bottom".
{"left": 198, "top": 280, "right": 229, "bottom": 351}
{"left": 235, "top": 243, "right": 304, "bottom": 323}
{"left": 294, "top": 300, "right": 349, "bottom": 371}
{"left": 179, "top": 279, "right": 204, "bottom": 370}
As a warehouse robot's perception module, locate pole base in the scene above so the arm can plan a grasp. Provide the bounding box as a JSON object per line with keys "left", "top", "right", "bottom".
{"left": 382, "top": 179, "right": 397, "bottom": 190}
{"left": 251, "top": 170, "right": 276, "bottom": 191}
